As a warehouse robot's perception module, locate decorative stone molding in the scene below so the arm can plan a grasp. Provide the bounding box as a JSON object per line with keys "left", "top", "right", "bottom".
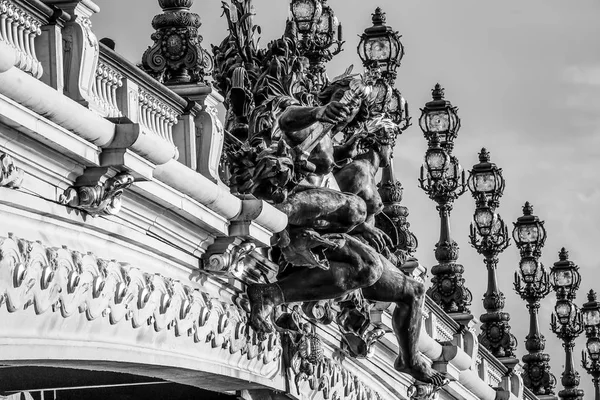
{"left": 0, "top": 233, "right": 282, "bottom": 374}
{"left": 59, "top": 171, "right": 134, "bottom": 217}
{"left": 0, "top": 0, "right": 44, "bottom": 78}
{"left": 0, "top": 152, "right": 24, "bottom": 189}
{"left": 197, "top": 101, "right": 226, "bottom": 183}
{"left": 46, "top": 0, "right": 100, "bottom": 106}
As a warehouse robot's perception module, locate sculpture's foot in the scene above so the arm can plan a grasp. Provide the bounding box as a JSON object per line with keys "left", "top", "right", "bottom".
{"left": 395, "top": 354, "right": 448, "bottom": 387}
{"left": 247, "top": 284, "right": 282, "bottom": 339}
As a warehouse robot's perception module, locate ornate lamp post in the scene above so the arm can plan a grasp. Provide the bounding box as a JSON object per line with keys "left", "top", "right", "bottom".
{"left": 582, "top": 290, "right": 600, "bottom": 400}
{"left": 550, "top": 248, "right": 584, "bottom": 400}
{"left": 418, "top": 85, "right": 471, "bottom": 317}
{"left": 513, "top": 202, "right": 556, "bottom": 397}
{"left": 290, "top": 0, "right": 343, "bottom": 89}
{"left": 467, "top": 149, "right": 516, "bottom": 366}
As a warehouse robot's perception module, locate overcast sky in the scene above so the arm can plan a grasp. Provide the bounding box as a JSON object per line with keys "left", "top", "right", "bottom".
{"left": 93, "top": 0, "right": 600, "bottom": 395}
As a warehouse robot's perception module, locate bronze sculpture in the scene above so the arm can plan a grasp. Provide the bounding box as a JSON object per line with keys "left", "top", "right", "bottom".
{"left": 213, "top": 0, "right": 446, "bottom": 388}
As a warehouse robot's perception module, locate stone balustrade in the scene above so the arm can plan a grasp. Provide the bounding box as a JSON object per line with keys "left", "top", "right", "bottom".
{"left": 94, "top": 44, "right": 186, "bottom": 161}
{"left": 0, "top": 0, "right": 51, "bottom": 78}
{"left": 90, "top": 60, "right": 122, "bottom": 118}
{"left": 97, "top": 44, "right": 185, "bottom": 148}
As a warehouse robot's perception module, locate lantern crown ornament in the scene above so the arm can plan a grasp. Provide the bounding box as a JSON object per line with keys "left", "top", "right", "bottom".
{"left": 358, "top": 7, "right": 404, "bottom": 82}
{"left": 419, "top": 84, "right": 461, "bottom": 152}
{"left": 142, "top": 0, "right": 213, "bottom": 84}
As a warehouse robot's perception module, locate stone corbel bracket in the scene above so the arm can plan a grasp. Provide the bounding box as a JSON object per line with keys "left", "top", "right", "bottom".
{"left": 0, "top": 233, "right": 282, "bottom": 377}
{"left": 59, "top": 168, "right": 134, "bottom": 217}
{"left": 0, "top": 151, "right": 24, "bottom": 189}
{"left": 202, "top": 237, "right": 257, "bottom": 279}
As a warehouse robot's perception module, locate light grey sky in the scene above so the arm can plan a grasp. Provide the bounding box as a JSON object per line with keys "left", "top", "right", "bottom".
{"left": 93, "top": 0, "right": 600, "bottom": 395}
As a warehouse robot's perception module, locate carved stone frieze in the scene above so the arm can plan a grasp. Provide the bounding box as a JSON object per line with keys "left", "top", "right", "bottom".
{"left": 0, "top": 233, "right": 282, "bottom": 373}
{"left": 59, "top": 172, "right": 134, "bottom": 217}
{"left": 0, "top": 152, "right": 24, "bottom": 189}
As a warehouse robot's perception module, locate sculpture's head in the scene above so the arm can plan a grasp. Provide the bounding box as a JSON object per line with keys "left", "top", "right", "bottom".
{"left": 363, "top": 115, "right": 399, "bottom": 167}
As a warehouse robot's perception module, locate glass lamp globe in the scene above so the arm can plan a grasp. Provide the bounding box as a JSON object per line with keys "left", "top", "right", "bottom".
{"left": 550, "top": 248, "right": 581, "bottom": 298}
{"left": 358, "top": 7, "right": 404, "bottom": 77}
{"left": 555, "top": 300, "right": 574, "bottom": 325}
{"left": 468, "top": 148, "right": 505, "bottom": 204}
{"left": 512, "top": 202, "right": 546, "bottom": 252}
{"left": 583, "top": 290, "right": 600, "bottom": 328}
{"left": 474, "top": 207, "right": 495, "bottom": 237}
{"left": 418, "top": 84, "right": 460, "bottom": 148}
{"left": 291, "top": 0, "right": 322, "bottom": 34}
{"left": 587, "top": 338, "right": 600, "bottom": 361}
{"left": 424, "top": 144, "right": 449, "bottom": 180}
{"left": 520, "top": 258, "right": 539, "bottom": 283}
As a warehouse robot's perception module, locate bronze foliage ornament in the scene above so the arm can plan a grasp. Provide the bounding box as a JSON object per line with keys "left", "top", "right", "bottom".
{"left": 142, "top": 0, "right": 213, "bottom": 84}
{"left": 213, "top": 0, "right": 447, "bottom": 389}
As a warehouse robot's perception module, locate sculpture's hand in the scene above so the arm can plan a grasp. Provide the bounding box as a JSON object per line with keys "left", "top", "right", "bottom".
{"left": 315, "top": 101, "right": 352, "bottom": 125}
{"left": 354, "top": 223, "right": 393, "bottom": 252}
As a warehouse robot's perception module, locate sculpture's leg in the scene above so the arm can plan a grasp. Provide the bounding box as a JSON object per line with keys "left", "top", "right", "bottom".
{"left": 248, "top": 235, "right": 382, "bottom": 334}
{"left": 276, "top": 188, "right": 367, "bottom": 233}
{"left": 362, "top": 256, "right": 446, "bottom": 386}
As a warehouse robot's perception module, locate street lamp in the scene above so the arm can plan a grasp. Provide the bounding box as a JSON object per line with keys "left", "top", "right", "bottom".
{"left": 550, "top": 248, "right": 584, "bottom": 400}
{"left": 468, "top": 149, "right": 516, "bottom": 366}
{"left": 358, "top": 7, "right": 404, "bottom": 82}
{"left": 513, "top": 202, "right": 556, "bottom": 397}
{"left": 418, "top": 83, "right": 460, "bottom": 152}
{"left": 419, "top": 85, "right": 470, "bottom": 318}
{"left": 582, "top": 290, "right": 600, "bottom": 400}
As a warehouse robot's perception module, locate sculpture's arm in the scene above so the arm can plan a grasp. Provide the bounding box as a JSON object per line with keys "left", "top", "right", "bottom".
{"left": 278, "top": 102, "right": 351, "bottom": 134}
{"left": 333, "top": 131, "right": 366, "bottom": 163}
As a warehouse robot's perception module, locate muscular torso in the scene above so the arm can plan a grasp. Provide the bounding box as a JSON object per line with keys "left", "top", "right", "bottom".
{"left": 334, "top": 159, "right": 384, "bottom": 217}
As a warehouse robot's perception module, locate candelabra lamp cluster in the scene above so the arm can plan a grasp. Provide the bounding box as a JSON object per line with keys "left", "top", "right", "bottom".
{"left": 513, "top": 202, "right": 557, "bottom": 397}
{"left": 418, "top": 84, "right": 472, "bottom": 317}
{"left": 550, "top": 248, "right": 584, "bottom": 400}
{"left": 467, "top": 149, "right": 517, "bottom": 366}
{"left": 582, "top": 290, "right": 600, "bottom": 400}
{"left": 290, "top": 0, "right": 344, "bottom": 90}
